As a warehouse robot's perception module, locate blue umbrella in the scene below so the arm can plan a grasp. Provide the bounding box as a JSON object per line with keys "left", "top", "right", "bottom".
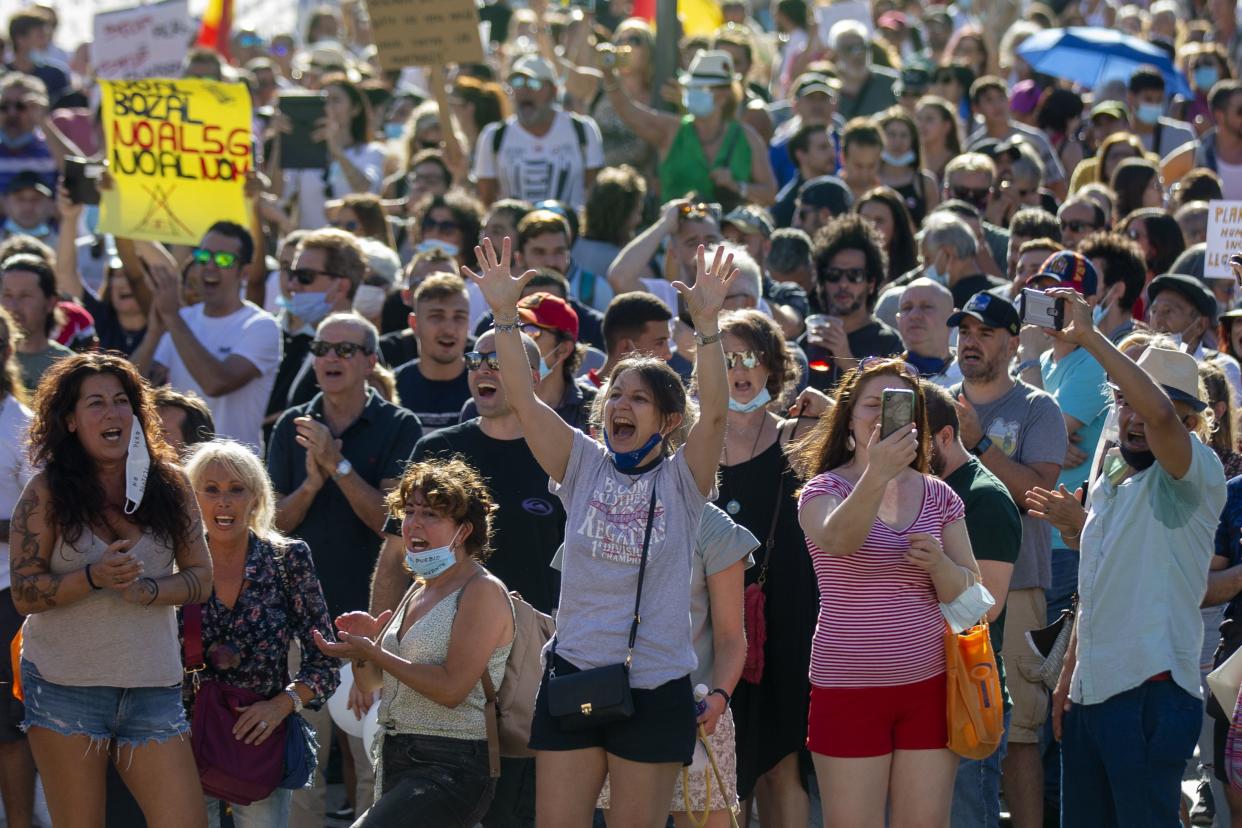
{"left": 1016, "top": 27, "right": 1191, "bottom": 97}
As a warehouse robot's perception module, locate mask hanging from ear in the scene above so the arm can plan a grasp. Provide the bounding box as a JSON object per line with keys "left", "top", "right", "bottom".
{"left": 605, "top": 430, "right": 663, "bottom": 472}
{"left": 124, "top": 420, "right": 151, "bottom": 515}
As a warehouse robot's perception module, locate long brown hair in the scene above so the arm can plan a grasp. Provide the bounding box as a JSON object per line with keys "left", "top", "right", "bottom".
{"left": 0, "top": 308, "right": 27, "bottom": 406}
{"left": 28, "top": 353, "right": 194, "bottom": 549}
{"left": 792, "top": 357, "right": 929, "bottom": 479}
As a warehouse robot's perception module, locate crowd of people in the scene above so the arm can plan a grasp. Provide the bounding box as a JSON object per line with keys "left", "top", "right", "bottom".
{"left": 4, "top": 0, "right": 1242, "bottom": 826}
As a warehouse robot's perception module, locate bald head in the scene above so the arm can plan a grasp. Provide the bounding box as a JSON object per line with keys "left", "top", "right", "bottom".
{"left": 897, "top": 279, "right": 955, "bottom": 357}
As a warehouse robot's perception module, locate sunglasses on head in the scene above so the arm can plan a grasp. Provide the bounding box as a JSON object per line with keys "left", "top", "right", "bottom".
{"left": 422, "top": 217, "right": 460, "bottom": 235}
{"left": 724, "top": 350, "right": 763, "bottom": 370}
{"left": 286, "top": 267, "right": 338, "bottom": 285}
{"left": 820, "top": 266, "right": 869, "bottom": 284}
{"left": 508, "top": 75, "right": 546, "bottom": 91}
{"left": 858, "top": 355, "right": 919, "bottom": 379}
{"left": 465, "top": 351, "right": 500, "bottom": 371}
{"left": 191, "top": 248, "right": 240, "bottom": 268}
{"left": 310, "top": 339, "right": 371, "bottom": 358}
{"left": 679, "top": 202, "right": 722, "bottom": 224}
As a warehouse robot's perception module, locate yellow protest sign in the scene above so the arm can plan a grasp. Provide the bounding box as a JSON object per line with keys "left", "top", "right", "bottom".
{"left": 99, "top": 78, "right": 252, "bottom": 246}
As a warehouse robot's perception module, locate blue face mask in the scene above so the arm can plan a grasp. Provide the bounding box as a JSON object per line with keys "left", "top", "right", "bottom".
{"left": 3, "top": 218, "right": 50, "bottom": 238}
{"left": 278, "top": 291, "right": 333, "bottom": 325}
{"left": 0, "top": 132, "right": 34, "bottom": 149}
{"left": 384, "top": 122, "right": 404, "bottom": 140}
{"left": 683, "top": 87, "right": 715, "bottom": 118}
{"left": 605, "top": 430, "right": 663, "bottom": 472}
{"left": 415, "top": 239, "right": 459, "bottom": 256}
{"left": 404, "top": 527, "right": 463, "bottom": 579}
{"left": 1195, "top": 66, "right": 1220, "bottom": 91}
{"left": 1092, "top": 299, "right": 1108, "bottom": 327}
{"left": 729, "top": 386, "right": 772, "bottom": 413}
{"left": 1136, "top": 102, "right": 1163, "bottom": 126}
{"left": 537, "top": 354, "right": 555, "bottom": 381}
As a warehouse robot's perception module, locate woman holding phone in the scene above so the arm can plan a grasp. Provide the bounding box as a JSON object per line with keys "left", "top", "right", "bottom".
{"left": 794, "top": 358, "right": 980, "bottom": 825}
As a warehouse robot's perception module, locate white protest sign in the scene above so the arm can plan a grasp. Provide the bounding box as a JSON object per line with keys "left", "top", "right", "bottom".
{"left": 92, "top": 0, "right": 193, "bottom": 80}
{"left": 816, "top": 0, "right": 873, "bottom": 44}
{"left": 1206, "top": 200, "right": 1242, "bottom": 279}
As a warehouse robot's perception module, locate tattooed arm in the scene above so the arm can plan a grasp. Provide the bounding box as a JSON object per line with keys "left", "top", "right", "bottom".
{"left": 9, "top": 475, "right": 94, "bottom": 615}
{"left": 119, "top": 478, "right": 214, "bottom": 607}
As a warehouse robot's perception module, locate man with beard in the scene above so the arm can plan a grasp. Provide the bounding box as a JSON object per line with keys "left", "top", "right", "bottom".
{"left": 371, "top": 331, "right": 560, "bottom": 828}
{"left": 473, "top": 54, "right": 604, "bottom": 210}
{"left": 394, "top": 273, "right": 472, "bottom": 434}
{"left": 948, "top": 290, "right": 1066, "bottom": 828}
{"left": 923, "top": 381, "right": 1020, "bottom": 828}
{"left": 1031, "top": 295, "right": 1226, "bottom": 827}
{"left": 828, "top": 20, "right": 899, "bottom": 119}
{"left": 0, "top": 73, "right": 55, "bottom": 194}
{"left": 797, "top": 213, "right": 902, "bottom": 391}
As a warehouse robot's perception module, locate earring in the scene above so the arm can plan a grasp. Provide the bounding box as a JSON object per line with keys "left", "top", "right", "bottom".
{"left": 846, "top": 433, "right": 856, "bottom": 451}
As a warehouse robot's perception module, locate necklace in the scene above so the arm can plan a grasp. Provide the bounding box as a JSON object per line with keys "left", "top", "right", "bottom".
{"left": 724, "top": 414, "right": 769, "bottom": 468}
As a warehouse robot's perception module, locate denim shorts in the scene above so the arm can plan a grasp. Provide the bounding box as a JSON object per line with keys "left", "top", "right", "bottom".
{"left": 19, "top": 659, "right": 189, "bottom": 751}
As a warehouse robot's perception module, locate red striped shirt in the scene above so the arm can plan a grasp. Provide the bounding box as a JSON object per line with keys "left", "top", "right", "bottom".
{"left": 799, "top": 472, "right": 967, "bottom": 688}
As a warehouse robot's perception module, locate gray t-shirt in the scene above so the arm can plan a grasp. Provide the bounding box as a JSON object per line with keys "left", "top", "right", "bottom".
{"left": 548, "top": 428, "right": 712, "bottom": 688}
{"left": 551, "top": 502, "right": 757, "bottom": 690}
{"left": 958, "top": 379, "right": 1067, "bottom": 591}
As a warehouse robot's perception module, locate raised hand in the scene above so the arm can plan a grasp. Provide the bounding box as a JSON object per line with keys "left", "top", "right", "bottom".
{"left": 672, "top": 245, "right": 738, "bottom": 331}
{"left": 462, "top": 237, "right": 535, "bottom": 316}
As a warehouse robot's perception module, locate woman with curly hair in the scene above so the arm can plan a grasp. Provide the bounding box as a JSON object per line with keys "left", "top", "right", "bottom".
{"left": 714, "top": 310, "right": 819, "bottom": 827}
{"left": 315, "top": 458, "right": 514, "bottom": 827}
{"left": 11, "top": 352, "right": 214, "bottom": 827}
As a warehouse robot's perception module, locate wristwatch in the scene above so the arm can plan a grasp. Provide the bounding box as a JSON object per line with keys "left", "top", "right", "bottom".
{"left": 695, "top": 331, "right": 721, "bottom": 346}
{"left": 971, "top": 436, "right": 993, "bottom": 457}
{"left": 333, "top": 458, "right": 353, "bottom": 481}
{"left": 284, "top": 687, "right": 303, "bottom": 713}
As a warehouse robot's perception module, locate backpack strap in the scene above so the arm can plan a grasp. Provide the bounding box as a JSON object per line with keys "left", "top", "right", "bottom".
{"left": 491, "top": 122, "right": 508, "bottom": 157}
{"left": 568, "top": 111, "right": 589, "bottom": 168}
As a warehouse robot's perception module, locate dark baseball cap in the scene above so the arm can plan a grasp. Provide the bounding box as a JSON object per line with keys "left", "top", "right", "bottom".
{"left": 1029, "top": 250, "right": 1099, "bottom": 296}
{"left": 797, "top": 175, "right": 853, "bottom": 216}
{"left": 947, "top": 291, "right": 1022, "bottom": 335}
{"left": 3, "top": 171, "right": 52, "bottom": 198}
{"left": 1148, "top": 273, "right": 1217, "bottom": 319}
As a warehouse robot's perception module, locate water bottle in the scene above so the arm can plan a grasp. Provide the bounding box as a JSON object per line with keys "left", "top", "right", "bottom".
{"left": 690, "top": 684, "right": 710, "bottom": 773}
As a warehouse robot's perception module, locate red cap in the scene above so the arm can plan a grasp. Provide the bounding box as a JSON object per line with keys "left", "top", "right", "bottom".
{"left": 517, "top": 292, "right": 579, "bottom": 341}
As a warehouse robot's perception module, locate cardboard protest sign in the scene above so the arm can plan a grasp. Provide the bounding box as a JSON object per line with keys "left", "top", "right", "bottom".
{"left": 365, "top": 0, "right": 485, "bottom": 70}
{"left": 92, "top": 0, "right": 193, "bottom": 80}
{"left": 1206, "top": 200, "right": 1242, "bottom": 279}
{"left": 816, "top": 0, "right": 874, "bottom": 43}
{"left": 99, "top": 78, "right": 253, "bottom": 246}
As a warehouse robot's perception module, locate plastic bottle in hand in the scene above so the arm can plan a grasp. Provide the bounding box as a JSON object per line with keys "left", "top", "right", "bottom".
{"left": 690, "top": 684, "right": 710, "bottom": 773}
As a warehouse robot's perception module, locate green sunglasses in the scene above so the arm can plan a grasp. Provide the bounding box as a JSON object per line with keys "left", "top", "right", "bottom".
{"left": 191, "top": 247, "right": 240, "bottom": 268}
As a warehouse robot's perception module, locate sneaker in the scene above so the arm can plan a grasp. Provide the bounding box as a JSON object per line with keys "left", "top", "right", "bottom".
{"left": 1191, "top": 778, "right": 1216, "bottom": 826}
{"left": 326, "top": 804, "right": 356, "bottom": 821}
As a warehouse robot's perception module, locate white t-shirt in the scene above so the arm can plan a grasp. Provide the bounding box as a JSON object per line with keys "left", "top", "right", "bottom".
{"left": 473, "top": 110, "right": 604, "bottom": 210}
{"left": 287, "top": 141, "right": 387, "bottom": 230}
{"left": 154, "top": 302, "right": 282, "bottom": 452}
{"left": 0, "top": 398, "right": 31, "bottom": 592}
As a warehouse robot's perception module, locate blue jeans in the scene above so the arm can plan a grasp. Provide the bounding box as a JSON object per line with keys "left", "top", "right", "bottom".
{"left": 1043, "top": 547, "right": 1079, "bottom": 811}
{"left": 206, "top": 788, "right": 291, "bottom": 828}
{"left": 1061, "top": 680, "right": 1202, "bottom": 827}
{"left": 950, "top": 708, "right": 1010, "bottom": 827}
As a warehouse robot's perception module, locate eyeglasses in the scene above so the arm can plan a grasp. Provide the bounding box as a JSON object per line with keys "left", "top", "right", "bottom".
{"left": 820, "top": 266, "right": 869, "bottom": 284}
{"left": 422, "top": 217, "right": 461, "bottom": 235}
{"left": 0, "top": 101, "right": 28, "bottom": 113}
{"left": 465, "top": 351, "right": 500, "bottom": 371}
{"left": 286, "top": 267, "right": 340, "bottom": 285}
{"left": 724, "top": 350, "right": 763, "bottom": 370}
{"left": 1060, "top": 219, "right": 1099, "bottom": 233}
{"left": 191, "top": 248, "right": 240, "bottom": 268}
{"left": 310, "top": 339, "right": 372, "bottom": 358}
{"left": 508, "top": 75, "right": 546, "bottom": 91}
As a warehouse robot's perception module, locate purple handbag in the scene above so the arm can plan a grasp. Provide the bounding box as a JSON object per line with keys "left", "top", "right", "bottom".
{"left": 184, "top": 604, "right": 287, "bottom": 806}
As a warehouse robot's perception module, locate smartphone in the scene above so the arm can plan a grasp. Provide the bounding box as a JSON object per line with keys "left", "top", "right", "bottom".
{"left": 880, "top": 388, "right": 915, "bottom": 439}
{"left": 63, "top": 156, "right": 102, "bottom": 205}
{"left": 278, "top": 92, "right": 328, "bottom": 170}
{"left": 1019, "top": 288, "right": 1064, "bottom": 330}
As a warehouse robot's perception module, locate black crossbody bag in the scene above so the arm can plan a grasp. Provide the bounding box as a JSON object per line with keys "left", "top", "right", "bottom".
{"left": 546, "top": 486, "right": 658, "bottom": 730}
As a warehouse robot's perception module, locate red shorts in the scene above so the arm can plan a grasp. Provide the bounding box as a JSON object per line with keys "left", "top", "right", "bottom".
{"left": 807, "top": 673, "right": 948, "bottom": 758}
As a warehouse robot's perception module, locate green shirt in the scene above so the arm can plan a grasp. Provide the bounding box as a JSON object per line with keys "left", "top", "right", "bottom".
{"left": 944, "top": 457, "right": 1023, "bottom": 707}
{"left": 17, "top": 341, "right": 72, "bottom": 394}
{"left": 658, "top": 116, "right": 752, "bottom": 202}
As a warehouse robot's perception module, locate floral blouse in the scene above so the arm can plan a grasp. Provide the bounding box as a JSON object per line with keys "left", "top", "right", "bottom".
{"left": 179, "top": 533, "right": 339, "bottom": 709}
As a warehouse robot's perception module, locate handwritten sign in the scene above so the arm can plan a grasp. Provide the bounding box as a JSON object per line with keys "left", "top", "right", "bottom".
{"left": 1206, "top": 200, "right": 1242, "bottom": 278}
{"left": 365, "top": 0, "right": 485, "bottom": 70}
{"left": 98, "top": 78, "right": 252, "bottom": 246}
{"left": 92, "top": 0, "right": 193, "bottom": 80}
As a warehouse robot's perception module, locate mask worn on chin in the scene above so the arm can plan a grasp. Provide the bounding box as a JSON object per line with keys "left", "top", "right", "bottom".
{"left": 882, "top": 150, "right": 916, "bottom": 167}
{"left": 353, "top": 284, "right": 387, "bottom": 317}
{"left": 1195, "top": 66, "right": 1221, "bottom": 91}
{"left": 683, "top": 87, "right": 715, "bottom": 118}
{"left": 605, "top": 429, "right": 663, "bottom": 472}
{"left": 415, "top": 239, "right": 459, "bottom": 257}
{"left": 404, "top": 526, "right": 464, "bottom": 579}
{"left": 2, "top": 218, "right": 50, "bottom": 238}
{"left": 1136, "top": 102, "right": 1163, "bottom": 126}
{"left": 1119, "top": 444, "right": 1156, "bottom": 471}
{"left": 278, "top": 291, "right": 333, "bottom": 326}
{"left": 0, "top": 131, "right": 34, "bottom": 150}
{"left": 729, "top": 386, "right": 772, "bottom": 413}
{"left": 124, "top": 420, "right": 151, "bottom": 515}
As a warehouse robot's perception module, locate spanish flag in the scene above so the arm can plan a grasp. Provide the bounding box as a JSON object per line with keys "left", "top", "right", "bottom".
{"left": 630, "top": 0, "right": 722, "bottom": 39}
{"left": 196, "top": 0, "right": 233, "bottom": 62}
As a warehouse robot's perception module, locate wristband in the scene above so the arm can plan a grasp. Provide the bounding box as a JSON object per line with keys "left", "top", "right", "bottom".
{"left": 708, "top": 687, "right": 731, "bottom": 706}
{"left": 971, "top": 435, "right": 993, "bottom": 457}
{"left": 494, "top": 312, "right": 520, "bottom": 333}
{"left": 695, "top": 331, "right": 721, "bottom": 346}
{"left": 85, "top": 564, "right": 101, "bottom": 590}
{"left": 1014, "top": 358, "right": 1041, "bottom": 375}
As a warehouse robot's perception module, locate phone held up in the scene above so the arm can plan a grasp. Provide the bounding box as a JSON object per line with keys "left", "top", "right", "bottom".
{"left": 1019, "top": 288, "right": 1064, "bottom": 331}
{"left": 880, "top": 388, "right": 915, "bottom": 440}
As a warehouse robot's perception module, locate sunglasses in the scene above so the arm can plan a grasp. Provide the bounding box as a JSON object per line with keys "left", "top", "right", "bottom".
{"left": 521, "top": 323, "right": 564, "bottom": 341}
{"left": 310, "top": 339, "right": 372, "bottom": 358}
{"left": 286, "top": 267, "right": 339, "bottom": 285}
{"left": 422, "top": 217, "right": 460, "bottom": 235}
{"left": 191, "top": 248, "right": 240, "bottom": 268}
{"left": 679, "top": 202, "right": 722, "bottom": 223}
{"left": 724, "top": 350, "right": 763, "bottom": 370}
{"left": 508, "top": 75, "right": 546, "bottom": 91}
{"left": 820, "top": 266, "right": 869, "bottom": 284}
{"left": 0, "top": 101, "right": 28, "bottom": 113}
{"left": 858, "top": 354, "right": 919, "bottom": 379}
{"left": 950, "top": 187, "right": 990, "bottom": 206}
{"left": 1060, "top": 220, "right": 1099, "bottom": 233}
{"left": 465, "top": 351, "right": 500, "bottom": 371}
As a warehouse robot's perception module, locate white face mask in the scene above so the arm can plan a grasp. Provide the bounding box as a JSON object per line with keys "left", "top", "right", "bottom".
{"left": 124, "top": 419, "right": 150, "bottom": 515}
{"left": 882, "top": 150, "right": 916, "bottom": 167}
{"left": 404, "top": 526, "right": 464, "bottom": 580}
{"left": 729, "top": 386, "right": 772, "bottom": 413}
{"left": 353, "top": 284, "right": 387, "bottom": 317}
